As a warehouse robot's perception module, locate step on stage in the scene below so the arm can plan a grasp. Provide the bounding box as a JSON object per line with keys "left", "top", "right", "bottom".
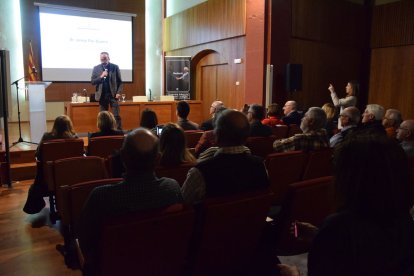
{"left": 1, "top": 122, "right": 90, "bottom": 185}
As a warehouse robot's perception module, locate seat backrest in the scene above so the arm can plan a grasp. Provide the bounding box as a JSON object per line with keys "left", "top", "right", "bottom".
{"left": 60, "top": 178, "right": 123, "bottom": 228}
{"left": 87, "top": 136, "right": 125, "bottom": 159}
{"left": 192, "top": 189, "right": 273, "bottom": 275}
{"left": 287, "top": 124, "right": 302, "bottom": 137}
{"left": 52, "top": 156, "right": 108, "bottom": 213}
{"left": 99, "top": 204, "right": 195, "bottom": 276}
{"left": 271, "top": 125, "right": 289, "bottom": 139}
{"left": 155, "top": 162, "right": 195, "bottom": 186}
{"left": 275, "top": 176, "right": 335, "bottom": 255}
{"left": 184, "top": 131, "right": 204, "bottom": 148}
{"left": 265, "top": 151, "right": 308, "bottom": 204}
{"left": 40, "top": 139, "right": 85, "bottom": 190}
{"left": 246, "top": 136, "right": 277, "bottom": 158}
{"left": 301, "top": 147, "right": 334, "bottom": 180}
{"left": 40, "top": 138, "right": 85, "bottom": 162}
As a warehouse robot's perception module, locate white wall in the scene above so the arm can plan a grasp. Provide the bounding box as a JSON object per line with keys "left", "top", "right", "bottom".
{"left": 166, "top": 0, "right": 207, "bottom": 17}
{"left": 0, "top": 0, "right": 24, "bottom": 122}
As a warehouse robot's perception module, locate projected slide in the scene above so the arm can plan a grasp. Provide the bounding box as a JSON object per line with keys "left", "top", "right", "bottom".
{"left": 38, "top": 5, "right": 134, "bottom": 82}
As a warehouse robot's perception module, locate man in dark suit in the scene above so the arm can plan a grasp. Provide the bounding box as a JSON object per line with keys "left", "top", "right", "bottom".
{"left": 181, "top": 110, "right": 269, "bottom": 204}
{"left": 91, "top": 52, "right": 123, "bottom": 129}
{"left": 281, "top": 100, "right": 302, "bottom": 126}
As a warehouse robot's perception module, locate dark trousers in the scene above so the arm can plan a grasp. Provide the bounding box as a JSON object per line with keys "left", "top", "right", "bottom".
{"left": 99, "top": 93, "right": 122, "bottom": 130}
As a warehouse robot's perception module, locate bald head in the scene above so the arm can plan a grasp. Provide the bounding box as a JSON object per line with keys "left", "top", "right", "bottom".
{"left": 283, "top": 101, "right": 297, "bottom": 115}
{"left": 340, "top": 106, "right": 360, "bottom": 127}
{"left": 215, "top": 110, "right": 250, "bottom": 147}
{"left": 397, "top": 120, "right": 414, "bottom": 142}
{"left": 121, "top": 128, "right": 159, "bottom": 172}
{"left": 210, "top": 100, "right": 224, "bottom": 116}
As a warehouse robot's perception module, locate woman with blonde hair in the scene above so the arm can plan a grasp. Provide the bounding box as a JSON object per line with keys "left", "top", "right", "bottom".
{"left": 159, "top": 123, "right": 195, "bottom": 166}
{"left": 89, "top": 111, "right": 124, "bottom": 138}
{"left": 321, "top": 103, "right": 337, "bottom": 137}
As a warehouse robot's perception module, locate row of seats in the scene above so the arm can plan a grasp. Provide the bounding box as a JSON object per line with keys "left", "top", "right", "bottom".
{"left": 64, "top": 177, "right": 334, "bottom": 275}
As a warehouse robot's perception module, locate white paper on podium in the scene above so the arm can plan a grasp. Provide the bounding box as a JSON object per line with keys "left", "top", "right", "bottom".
{"left": 27, "top": 82, "right": 51, "bottom": 143}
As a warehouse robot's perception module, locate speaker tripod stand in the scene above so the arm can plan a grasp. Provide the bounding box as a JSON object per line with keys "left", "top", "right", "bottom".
{"left": 10, "top": 77, "right": 38, "bottom": 147}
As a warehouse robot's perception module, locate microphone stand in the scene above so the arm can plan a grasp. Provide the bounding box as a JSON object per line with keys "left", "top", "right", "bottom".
{"left": 10, "top": 76, "right": 38, "bottom": 147}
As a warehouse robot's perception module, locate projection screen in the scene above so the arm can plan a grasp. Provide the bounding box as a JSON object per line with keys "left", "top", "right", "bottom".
{"left": 35, "top": 3, "right": 135, "bottom": 82}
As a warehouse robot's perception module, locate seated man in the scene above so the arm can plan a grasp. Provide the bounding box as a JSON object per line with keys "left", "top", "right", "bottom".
{"left": 281, "top": 100, "right": 302, "bottom": 126}
{"left": 382, "top": 108, "right": 402, "bottom": 139}
{"left": 79, "top": 128, "right": 183, "bottom": 272}
{"left": 176, "top": 100, "right": 199, "bottom": 131}
{"left": 200, "top": 100, "right": 224, "bottom": 131}
{"left": 247, "top": 104, "right": 272, "bottom": 137}
{"left": 274, "top": 107, "right": 329, "bottom": 152}
{"left": 330, "top": 106, "right": 360, "bottom": 148}
{"left": 181, "top": 110, "right": 269, "bottom": 204}
{"left": 396, "top": 119, "right": 414, "bottom": 157}
{"left": 358, "top": 104, "right": 386, "bottom": 136}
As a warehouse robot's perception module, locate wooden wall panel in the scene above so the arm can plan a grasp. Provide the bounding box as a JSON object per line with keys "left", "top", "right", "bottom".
{"left": 20, "top": 0, "right": 146, "bottom": 102}
{"left": 371, "top": 1, "right": 414, "bottom": 48}
{"left": 369, "top": 45, "right": 414, "bottom": 119}
{"left": 292, "top": 0, "right": 365, "bottom": 48}
{"left": 289, "top": 38, "right": 363, "bottom": 110}
{"left": 271, "top": 0, "right": 368, "bottom": 111}
{"left": 167, "top": 36, "right": 246, "bottom": 117}
{"left": 164, "top": 0, "right": 245, "bottom": 51}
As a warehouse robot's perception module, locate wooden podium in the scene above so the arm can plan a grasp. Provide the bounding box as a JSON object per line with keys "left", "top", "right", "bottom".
{"left": 26, "top": 81, "right": 51, "bottom": 143}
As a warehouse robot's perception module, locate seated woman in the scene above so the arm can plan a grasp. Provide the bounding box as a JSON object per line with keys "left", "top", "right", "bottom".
{"left": 159, "top": 123, "right": 195, "bottom": 166}
{"left": 24, "top": 115, "right": 78, "bottom": 214}
{"left": 321, "top": 102, "right": 338, "bottom": 138}
{"left": 279, "top": 135, "right": 414, "bottom": 275}
{"left": 89, "top": 111, "right": 124, "bottom": 138}
{"left": 140, "top": 108, "right": 158, "bottom": 136}
{"left": 262, "top": 103, "right": 284, "bottom": 127}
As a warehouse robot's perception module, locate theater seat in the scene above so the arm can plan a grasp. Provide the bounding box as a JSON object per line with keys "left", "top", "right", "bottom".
{"left": 246, "top": 136, "right": 277, "bottom": 158}
{"left": 192, "top": 189, "right": 274, "bottom": 275}
{"left": 273, "top": 176, "right": 335, "bottom": 255}
{"left": 301, "top": 147, "right": 333, "bottom": 180}
{"left": 155, "top": 162, "right": 195, "bottom": 186}
{"left": 97, "top": 204, "right": 195, "bottom": 276}
{"left": 87, "top": 135, "right": 125, "bottom": 159}
{"left": 265, "top": 151, "right": 308, "bottom": 204}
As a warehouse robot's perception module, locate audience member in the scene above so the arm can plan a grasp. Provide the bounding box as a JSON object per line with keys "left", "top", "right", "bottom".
{"left": 357, "top": 104, "right": 386, "bottom": 136}
{"left": 396, "top": 119, "right": 414, "bottom": 157}
{"left": 241, "top": 103, "right": 250, "bottom": 116}
{"left": 247, "top": 104, "right": 272, "bottom": 137}
{"left": 200, "top": 100, "right": 224, "bottom": 131}
{"left": 262, "top": 103, "right": 284, "bottom": 126}
{"left": 273, "top": 107, "right": 329, "bottom": 152}
{"left": 328, "top": 81, "right": 358, "bottom": 128}
{"left": 194, "top": 107, "right": 227, "bottom": 157}
{"left": 89, "top": 111, "right": 124, "bottom": 138}
{"left": 281, "top": 101, "right": 302, "bottom": 126}
{"left": 321, "top": 103, "right": 337, "bottom": 137}
{"left": 181, "top": 110, "right": 269, "bottom": 204}
{"left": 23, "top": 115, "right": 78, "bottom": 214}
{"left": 140, "top": 108, "right": 158, "bottom": 135}
{"left": 159, "top": 123, "right": 196, "bottom": 166}
{"left": 176, "top": 101, "right": 199, "bottom": 130}
{"left": 279, "top": 135, "right": 414, "bottom": 276}
{"left": 79, "top": 128, "right": 183, "bottom": 274}
{"left": 329, "top": 106, "right": 360, "bottom": 148}
{"left": 382, "top": 108, "right": 402, "bottom": 139}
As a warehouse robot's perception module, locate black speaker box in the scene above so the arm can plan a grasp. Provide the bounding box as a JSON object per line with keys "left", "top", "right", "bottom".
{"left": 285, "top": 63, "right": 302, "bottom": 92}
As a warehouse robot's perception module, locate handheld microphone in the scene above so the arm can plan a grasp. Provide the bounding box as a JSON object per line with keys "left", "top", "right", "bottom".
{"left": 104, "top": 68, "right": 108, "bottom": 80}
{"left": 31, "top": 66, "right": 37, "bottom": 74}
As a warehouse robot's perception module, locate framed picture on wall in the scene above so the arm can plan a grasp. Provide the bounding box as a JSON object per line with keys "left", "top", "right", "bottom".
{"left": 165, "top": 56, "right": 191, "bottom": 100}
